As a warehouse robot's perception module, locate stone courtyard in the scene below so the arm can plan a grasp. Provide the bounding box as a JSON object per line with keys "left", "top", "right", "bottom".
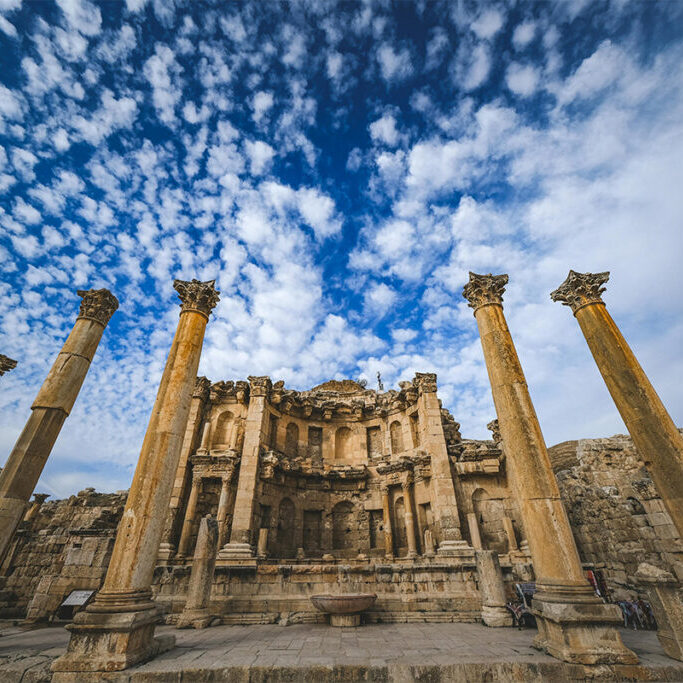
{"left": 2, "top": 622, "right": 682, "bottom": 682}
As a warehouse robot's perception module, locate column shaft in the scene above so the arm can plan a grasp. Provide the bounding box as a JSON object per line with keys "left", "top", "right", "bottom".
{"left": 177, "top": 477, "right": 201, "bottom": 558}
{"left": 402, "top": 481, "right": 418, "bottom": 557}
{"left": 575, "top": 304, "right": 683, "bottom": 536}
{"left": 381, "top": 487, "right": 394, "bottom": 559}
{"left": 0, "top": 289, "right": 117, "bottom": 565}
{"left": 216, "top": 477, "right": 234, "bottom": 550}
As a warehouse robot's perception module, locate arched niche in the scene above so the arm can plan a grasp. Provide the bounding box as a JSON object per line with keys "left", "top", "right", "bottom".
{"left": 275, "top": 498, "right": 296, "bottom": 558}
{"left": 390, "top": 420, "right": 404, "bottom": 454}
{"left": 472, "top": 488, "right": 507, "bottom": 553}
{"left": 285, "top": 422, "right": 299, "bottom": 458}
{"left": 212, "top": 410, "right": 234, "bottom": 448}
{"left": 335, "top": 426, "right": 352, "bottom": 461}
{"left": 332, "top": 500, "right": 354, "bottom": 550}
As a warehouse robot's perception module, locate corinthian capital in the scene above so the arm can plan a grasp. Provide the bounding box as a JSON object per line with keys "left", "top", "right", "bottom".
{"left": 77, "top": 288, "right": 119, "bottom": 326}
{"left": 173, "top": 279, "right": 220, "bottom": 318}
{"left": 248, "top": 375, "right": 272, "bottom": 397}
{"left": 462, "top": 272, "right": 508, "bottom": 311}
{"left": 0, "top": 354, "right": 17, "bottom": 376}
{"left": 414, "top": 372, "right": 437, "bottom": 395}
{"left": 550, "top": 270, "right": 609, "bottom": 314}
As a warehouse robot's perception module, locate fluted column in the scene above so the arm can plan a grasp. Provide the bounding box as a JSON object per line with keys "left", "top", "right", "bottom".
{"left": 0, "top": 289, "right": 118, "bottom": 565}
{"left": 216, "top": 474, "right": 234, "bottom": 550}
{"left": 217, "top": 376, "right": 270, "bottom": 562}
{"left": 552, "top": 270, "right": 683, "bottom": 538}
{"left": 381, "top": 484, "right": 394, "bottom": 560}
{"left": 0, "top": 355, "right": 17, "bottom": 377}
{"left": 177, "top": 474, "right": 202, "bottom": 558}
{"left": 463, "top": 272, "right": 635, "bottom": 665}
{"left": 52, "top": 279, "right": 219, "bottom": 676}
{"left": 401, "top": 477, "right": 418, "bottom": 557}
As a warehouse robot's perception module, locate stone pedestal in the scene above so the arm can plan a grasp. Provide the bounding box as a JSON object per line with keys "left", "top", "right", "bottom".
{"left": 52, "top": 279, "right": 219, "bottom": 678}
{"left": 423, "top": 529, "right": 435, "bottom": 558}
{"left": 330, "top": 613, "right": 360, "bottom": 627}
{"left": 636, "top": 563, "right": 683, "bottom": 661}
{"left": 476, "top": 550, "right": 512, "bottom": 627}
{"left": 552, "top": 270, "right": 683, "bottom": 539}
{"left": 463, "top": 272, "right": 636, "bottom": 665}
{"left": 177, "top": 515, "right": 218, "bottom": 629}
{"left": 0, "top": 289, "right": 118, "bottom": 566}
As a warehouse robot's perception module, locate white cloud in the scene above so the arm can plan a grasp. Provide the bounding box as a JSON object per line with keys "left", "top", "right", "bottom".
{"left": 143, "top": 44, "right": 182, "bottom": 125}
{"left": 471, "top": 9, "right": 504, "bottom": 40}
{"left": 512, "top": 21, "right": 536, "bottom": 49}
{"left": 252, "top": 91, "right": 274, "bottom": 124}
{"left": 364, "top": 282, "right": 397, "bottom": 316}
{"left": 245, "top": 139, "right": 275, "bottom": 175}
{"left": 506, "top": 63, "right": 540, "bottom": 97}
{"left": 377, "top": 43, "right": 414, "bottom": 84}
{"left": 459, "top": 43, "right": 491, "bottom": 91}
{"left": 56, "top": 0, "right": 102, "bottom": 36}
{"left": 369, "top": 112, "right": 400, "bottom": 146}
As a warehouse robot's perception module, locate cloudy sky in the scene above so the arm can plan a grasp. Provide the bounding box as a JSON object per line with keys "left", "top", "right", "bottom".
{"left": 1, "top": 0, "right": 682, "bottom": 497}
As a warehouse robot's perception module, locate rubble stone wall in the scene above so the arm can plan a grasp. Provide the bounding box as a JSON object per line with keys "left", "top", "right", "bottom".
{"left": 549, "top": 435, "right": 683, "bottom": 597}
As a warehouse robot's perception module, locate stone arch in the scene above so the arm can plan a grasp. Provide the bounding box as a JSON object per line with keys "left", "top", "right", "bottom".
{"left": 285, "top": 422, "right": 299, "bottom": 458}
{"left": 212, "top": 410, "right": 234, "bottom": 448}
{"left": 335, "top": 426, "right": 352, "bottom": 461}
{"left": 332, "top": 501, "right": 354, "bottom": 550}
{"left": 390, "top": 420, "right": 404, "bottom": 454}
{"left": 275, "top": 498, "right": 296, "bottom": 558}
{"left": 472, "top": 488, "right": 507, "bottom": 553}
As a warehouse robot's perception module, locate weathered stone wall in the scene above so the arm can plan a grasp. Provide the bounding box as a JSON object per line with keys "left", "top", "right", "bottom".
{"left": 549, "top": 434, "right": 683, "bottom": 597}
{"left": 0, "top": 488, "right": 126, "bottom": 620}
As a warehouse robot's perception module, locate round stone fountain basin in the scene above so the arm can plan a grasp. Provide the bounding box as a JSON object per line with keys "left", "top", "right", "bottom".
{"left": 311, "top": 594, "right": 377, "bottom": 627}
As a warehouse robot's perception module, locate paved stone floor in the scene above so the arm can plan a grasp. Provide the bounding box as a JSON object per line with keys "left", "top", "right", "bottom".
{"left": 1, "top": 621, "right": 682, "bottom": 681}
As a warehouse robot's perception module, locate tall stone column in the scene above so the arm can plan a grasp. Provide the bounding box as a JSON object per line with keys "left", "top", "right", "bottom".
{"left": 401, "top": 477, "right": 418, "bottom": 557}
{"left": 216, "top": 474, "right": 235, "bottom": 550}
{"left": 0, "top": 289, "right": 118, "bottom": 565}
{"left": 463, "top": 272, "right": 636, "bottom": 665}
{"left": 0, "top": 354, "right": 17, "bottom": 377}
{"left": 475, "top": 550, "right": 512, "bottom": 627}
{"left": 177, "top": 474, "right": 202, "bottom": 558}
{"left": 52, "top": 279, "right": 219, "bottom": 677}
{"left": 551, "top": 270, "right": 683, "bottom": 538}
{"left": 381, "top": 484, "right": 394, "bottom": 560}
{"left": 217, "top": 376, "right": 271, "bottom": 562}
{"left": 414, "top": 373, "right": 471, "bottom": 557}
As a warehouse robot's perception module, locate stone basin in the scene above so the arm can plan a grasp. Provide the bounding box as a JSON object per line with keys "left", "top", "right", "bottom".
{"left": 311, "top": 594, "right": 377, "bottom": 627}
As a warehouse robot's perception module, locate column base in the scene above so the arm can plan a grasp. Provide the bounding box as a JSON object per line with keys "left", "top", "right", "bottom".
{"left": 216, "top": 542, "right": 257, "bottom": 565}
{"left": 176, "top": 608, "right": 215, "bottom": 629}
{"left": 482, "top": 604, "right": 513, "bottom": 627}
{"left": 51, "top": 605, "right": 174, "bottom": 677}
{"left": 437, "top": 539, "right": 475, "bottom": 559}
{"left": 532, "top": 594, "right": 638, "bottom": 664}
{"left": 156, "top": 542, "right": 176, "bottom": 562}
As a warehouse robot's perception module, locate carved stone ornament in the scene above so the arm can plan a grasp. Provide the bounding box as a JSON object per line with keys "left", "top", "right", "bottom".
{"left": 248, "top": 375, "right": 272, "bottom": 397}
{"left": 0, "top": 354, "right": 17, "bottom": 376}
{"left": 193, "top": 376, "right": 211, "bottom": 401}
{"left": 550, "top": 270, "right": 610, "bottom": 314}
{"left": 76, "top": 288, "right": 119, "bottom": 326}
{"left": 414, "top": 372, "right": 437, "bottom": 395}
{"left": 173, "top": 279, "right": 220, "bottom": 318}
{"left": 462, "top": 272, "right": 508, "bottom": 311}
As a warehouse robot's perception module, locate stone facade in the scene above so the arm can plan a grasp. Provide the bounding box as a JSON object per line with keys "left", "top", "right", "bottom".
{"left": 0, "top": 375, "right": 680, "bottom": 629}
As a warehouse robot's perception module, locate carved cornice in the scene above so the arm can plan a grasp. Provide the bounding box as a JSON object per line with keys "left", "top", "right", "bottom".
{"left": 210, "top": 380, "right": 249, "bottom": 403}
{"left": 414, "top": 372, "right": 437, "bottom": 395}
{"left": 550, "top": 270, "right": 609, "bottom": 314}
{"left": 173, "top": 279, "right": 220, "bottom": 318}
{"left": 0, "top": 354, "right": 17, "bottom": 376}
{"left": 462, "top": 272, "right": 508, "bottom": 312}
{"left": 76, "top": 288, "right": 119, "bottom": 326}
{"left": 259, "top": 449, "right": 368, "bottom": 482}
{"left": 193, "top": 376, "right": 211, "bottom": 401}
{"left": 190, "top": 452, "right": 239, "bottom": 481}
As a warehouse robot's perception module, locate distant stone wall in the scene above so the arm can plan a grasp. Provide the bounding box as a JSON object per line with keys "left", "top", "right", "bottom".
{"left": 550, "top": 434, "right": 683, "bottom": 597}
{"left": 0, "top": 488, "right": 126, "bottom": 620}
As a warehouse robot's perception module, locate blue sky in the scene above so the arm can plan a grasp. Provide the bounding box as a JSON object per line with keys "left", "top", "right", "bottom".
{"left": 1, "top": 0, "right": 682, "bottom": 497}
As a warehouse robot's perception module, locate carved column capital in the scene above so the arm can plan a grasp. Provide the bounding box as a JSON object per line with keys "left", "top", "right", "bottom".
{"left": 414, "top": 372, "right": 437, "bottom": 395}
{"left": 248, "top": 376, "right": 272, "bottom": 398}
{"left": 32, "top": 493, "right": 49, "bottom": 505}
{"left": 193, "top": 376, "right": 211, "bottom": 401}
{"left": 380, "top": 483, "right": 390, "bottom": 495}
{"left": 77, "top": 288, "right": 119, "bottom": 326}
{"left": 173, "top": 279, "right": 220, "bottom": 319}
{"left": 0, "top": 354, "right": 17, "bottom": 377}
{"left": 550, "top": 270, "right": 609, "bottom": 314}
{"left": 462, "top": 272, "right": 508, "bottom": 312}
